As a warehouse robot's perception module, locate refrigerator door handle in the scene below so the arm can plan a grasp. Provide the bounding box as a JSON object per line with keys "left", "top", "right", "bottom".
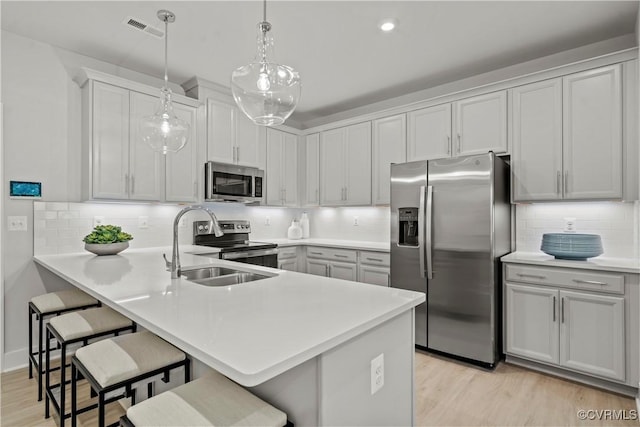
{"left": 425, "top": 185, "right": 434, "bottom": 280}
{"left": 418, "top": 185, "right": 426, "bottom": 279}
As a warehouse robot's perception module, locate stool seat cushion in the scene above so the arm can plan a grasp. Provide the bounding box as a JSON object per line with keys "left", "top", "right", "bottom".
{"left": 126, "top": 371, "right": 287, "bottom": 427}
{"left": 49, "top": 307, "right": 133, "bottom": 341}
{"left": 30, "top": 289, "right": 98, "bottom": 313}
{"left": 75, "top": 331, "right": 185, "bottom": 388}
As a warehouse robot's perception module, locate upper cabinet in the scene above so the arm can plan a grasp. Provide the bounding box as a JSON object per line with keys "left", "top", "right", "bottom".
{"left": 302, "top": 133, "right": 320, "bottom": 207}
{"left": 320, "top": 122, "right": 372, "bottom": 206}
{"left": 511, "top": 64, "right": 623, "bottom": 202}
{"left": 81, "top": 75, "right": 199, "bottom": 203}
{"left": 372, "top": 114, "right": 406, "bottom": 205}
{"left": 206, "top": 99, "right": 262, "bottom": 168}
{"left": 266, "top": 128, "right": 298, "bottom": 206}
{"left": 407, "top": 91, "right": 507, "bottom": 162}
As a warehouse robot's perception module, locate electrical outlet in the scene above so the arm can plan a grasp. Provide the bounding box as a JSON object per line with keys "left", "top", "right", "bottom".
{"left": 138, "top": 216, "right": 149, "bottom": 229}
{"left": 8, "top": 216, "right": 27, "bottom": 231}
{"left": 93, "top": 216, "right": 105, "bottom": 227}
{"left": 354, "top": 216, "right": 359, "bottom": 226}
{"left": 265, "top": 216, "right": 271, "bottom": 226}
{"left": 370, "top": 353, "right": 384, "bottom": 395}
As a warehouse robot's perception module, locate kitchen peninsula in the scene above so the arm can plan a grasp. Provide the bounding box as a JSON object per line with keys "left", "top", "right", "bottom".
{"left": 34, "top": 247, "right": 424, "bottom": 426}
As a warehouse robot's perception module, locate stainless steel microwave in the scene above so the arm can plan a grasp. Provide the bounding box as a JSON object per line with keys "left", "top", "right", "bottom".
{"left": 204, "top": 161, "right": 264, "bottom": 204}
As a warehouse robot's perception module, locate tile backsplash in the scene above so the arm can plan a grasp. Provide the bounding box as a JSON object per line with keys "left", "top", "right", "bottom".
{"left": 515, "top": 201, "right": 639, "bottom": 258}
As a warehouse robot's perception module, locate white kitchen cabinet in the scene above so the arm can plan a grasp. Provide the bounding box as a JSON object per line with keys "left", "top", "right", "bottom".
{"left": 358, "top": 265, "right": 390, "bottom": 287}
{"left": 303, "top": 133, "right": 320, "bottom": 206}
{"left": 320, "top": 122, "right": 372, "bottom": 206}
{"left": 453, "top": 91, "right": 507, "bottom": 156}
{"left": 206, "top": 99, "right": 261, "bottom": 168}
{"left": 266, "top": 128, "right": 297, "bottom": 206}
{"left": 306, "top": 259, "right": 330, "bottom": 277}
{"left": 85, "top": 79, "right": 197, "bottom": 202}
{"left": 279, "top": 258, "right": 299, "bottom": 272}
{"left": 407, "top": 104, "right": 452, "bottom": 161}
{"left": 372, "top": 114, "right": 406, "bottom": 205}
{"left": 165, "top": 102, "right": 199, "bottom": 202}
{"left": 278, "top": 246, "right": 299, "bottom": 272}
{"left": 563, "top": 65, "right": 622, "bottom": 200}
{"left": 504, "top": 262, "right": 634, "bottom": 385}
{"left": 306, "top": 247, "right": 358, "bottom": 281}
{"left": 511, "top": 64, "right": 623, "bottom": 202}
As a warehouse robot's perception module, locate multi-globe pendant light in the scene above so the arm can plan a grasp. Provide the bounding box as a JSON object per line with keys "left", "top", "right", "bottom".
{"left": 139, "top": 10, "right": 190, "bottom": 154}
{"left": 231, "top": 0, "right": 301, "bottom": 126}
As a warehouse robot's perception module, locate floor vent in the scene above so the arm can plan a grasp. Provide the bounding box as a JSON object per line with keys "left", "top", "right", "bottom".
{"left": 123, "top": 16, "right": 164, "bottom": 38}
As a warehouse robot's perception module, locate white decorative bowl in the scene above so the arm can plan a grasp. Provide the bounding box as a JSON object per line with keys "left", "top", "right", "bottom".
{"left": 84, "top": 241, "right": 129, "bottom": 256}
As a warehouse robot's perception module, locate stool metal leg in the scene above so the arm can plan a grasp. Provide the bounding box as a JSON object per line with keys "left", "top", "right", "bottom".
{"left": 45, "top": 327, "right": 51, "bottom": 418}
{"left": 60, "top": 341, "right": 67, "bottom": 427}
{"left": 98, "top": 391, "right": 105, "bottom": 427}
{"left": 37, "top": 312, "right": 44, "bottom": 401}
{"left": 28, "top": 305, "right": 33, "bottom": 379}
{"left": 71, "top": 362, "right": 77, "bottom": 427}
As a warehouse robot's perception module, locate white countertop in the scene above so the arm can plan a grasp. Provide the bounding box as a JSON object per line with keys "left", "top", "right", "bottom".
{"left": 501, "top": 251, "right": 640, "bottom": 274}
{"left": 267, "top": 238, "right": 389, "bottom": 252}
{"left": 34, "top": 246, "right": 423, "bottom": 387}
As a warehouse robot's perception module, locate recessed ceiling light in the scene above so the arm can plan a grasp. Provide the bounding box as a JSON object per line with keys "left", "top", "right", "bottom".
{"left": 380, "top": 19, "right": 397, "bottom": 32}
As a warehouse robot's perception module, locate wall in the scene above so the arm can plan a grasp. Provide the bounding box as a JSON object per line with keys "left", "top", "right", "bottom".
{"left": 307, "top": 207, "right": 390, "bottom": 243}
{"left": 515, "top": 202, "right": 639, "bottom": 258}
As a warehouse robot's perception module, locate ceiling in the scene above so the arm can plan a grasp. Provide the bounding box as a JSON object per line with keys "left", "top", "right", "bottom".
{"left": 2, "top": 1, "right": 638, "bottom": 126}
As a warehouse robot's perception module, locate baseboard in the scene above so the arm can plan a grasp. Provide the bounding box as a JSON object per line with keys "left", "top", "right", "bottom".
{"left": 2, "top": 346, "right": 62, "bottom": 373}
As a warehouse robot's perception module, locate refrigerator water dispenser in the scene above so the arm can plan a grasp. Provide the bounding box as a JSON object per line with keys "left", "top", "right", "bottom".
{"left": 398, "top": 208, "right": 419, "bottom": 246}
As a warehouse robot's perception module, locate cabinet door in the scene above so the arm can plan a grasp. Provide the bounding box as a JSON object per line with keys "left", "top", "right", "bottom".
{"left": 282, "top": 132, "right": 298, "bottom": 207}
{"left": 358, "top": 265, "right": 390, "bottom": 287}
{"left": 329, "top": 261, "right": 358, "bottom": 282}
{"left": 235, "top": 112, "right": 261, "bottom": 167}
{"left": 206, "top": 99, "right": 235, "bottom": 164}
{"left": 92, "top": 82, "right": 130, "bottom": 199}
{"left": 563, "top": 65, "right": 622, "bottom": 200}
{"left": 454, "top": 91, "right": 507, "bottom": 156}
{"left": 278, "top": 259, "right": 298, "bottom": 272}
{"left": 407, "top": 104, "right": 452, "bottom": 161}
{"left": 373, "top": 114, "right": 407, "bottom": 205}
{"left": 306, "top": 259, "right": 329, "bottom": 277}
{"left": 304, "top": 133, "right": 320, "bottom": 206}
{"left": 559, "top": 290, "right": 625, "bottom": 381}
{"left": 344, "top": 122, "right": 372, "bottom": 205}
{"left": 511, "top": 79, "right": 563, "bottom": 201}
{"left": 320, "top": 128, "right": 346, "bottom": 205}
{"left": 505, "top": 283, "right": 559, "bottom": 364}
{"left": 166, "top": 103, "right": 199, "bottom": 202}
{"left": 265, "top": 128, "right": 283, "bottom": 206}
{"left": 129, "top": 91, "right": 163, "bottom": 201}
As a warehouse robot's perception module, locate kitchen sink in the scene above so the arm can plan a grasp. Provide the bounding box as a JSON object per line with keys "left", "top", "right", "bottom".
{"left": 181, "top": 266, "right": 276, "bottom": 287}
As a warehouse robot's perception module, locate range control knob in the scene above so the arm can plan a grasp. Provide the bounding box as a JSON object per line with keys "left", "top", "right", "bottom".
{"left": 198, "top": 225, "right": 204, "bottom": 231}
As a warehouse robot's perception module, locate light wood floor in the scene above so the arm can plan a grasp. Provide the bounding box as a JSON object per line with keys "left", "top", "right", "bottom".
{"left": 2, "top": 352, "right": 638, "bottom": 426}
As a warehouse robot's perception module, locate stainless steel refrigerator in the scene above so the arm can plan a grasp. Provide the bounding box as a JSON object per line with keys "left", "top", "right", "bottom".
{"left": 390, "top": 152, "right": 510, "bottom": 367}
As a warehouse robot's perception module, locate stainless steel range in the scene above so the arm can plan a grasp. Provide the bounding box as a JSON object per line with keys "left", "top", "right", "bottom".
{"left": 193, "top": 220, "right": 278, "bottom": 268}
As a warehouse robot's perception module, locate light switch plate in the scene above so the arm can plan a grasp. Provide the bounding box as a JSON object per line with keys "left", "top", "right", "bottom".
{"left": 8, "top": 216, "right": 27, "bottom": 231}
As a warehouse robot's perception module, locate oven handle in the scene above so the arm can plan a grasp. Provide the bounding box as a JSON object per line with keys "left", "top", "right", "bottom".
{"left": 220, "top": 248, "right": 279, "bottom": 260}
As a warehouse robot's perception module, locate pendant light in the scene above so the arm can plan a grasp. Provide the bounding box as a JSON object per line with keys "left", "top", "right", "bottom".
{"left": 139, "top": 10, "right": 190, "bottom": 154}
{"left": 231, "top": 0, "right": 301, "bottom": 126}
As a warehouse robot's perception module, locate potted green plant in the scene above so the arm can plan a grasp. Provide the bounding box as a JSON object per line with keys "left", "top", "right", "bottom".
{"left": 83, "top": 225, "right": 133, "bottom": 256}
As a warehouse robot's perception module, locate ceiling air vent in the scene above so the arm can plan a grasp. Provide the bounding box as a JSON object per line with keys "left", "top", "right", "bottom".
{"left": 123, "top": 16, "right": 164, "bottom": 38}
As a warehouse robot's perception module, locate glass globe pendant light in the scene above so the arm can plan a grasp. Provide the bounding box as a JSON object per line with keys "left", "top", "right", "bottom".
{"left": 231, "top": 0, "right": 301, "bottom": 126}
{"left": 139, "top": 10, "right": 190, "bottom": 154}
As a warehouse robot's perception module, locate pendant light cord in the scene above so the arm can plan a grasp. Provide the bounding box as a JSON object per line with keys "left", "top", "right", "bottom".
{"left": 163, "top": 17, "right": 169, "bottom": 89}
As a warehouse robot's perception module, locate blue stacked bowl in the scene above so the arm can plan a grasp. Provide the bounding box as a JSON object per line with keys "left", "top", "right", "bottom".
{"left": 541, "top": 233, "right": 603, "bottom": 260}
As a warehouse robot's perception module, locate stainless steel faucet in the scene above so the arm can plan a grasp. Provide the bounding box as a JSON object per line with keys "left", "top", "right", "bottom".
{"left": 166, "top": 205, "right": 224, "bottom": 279}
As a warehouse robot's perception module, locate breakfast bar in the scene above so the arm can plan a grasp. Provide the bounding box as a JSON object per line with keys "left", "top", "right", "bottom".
{"left": 34, "top": 247, "right": 425, "bottom": 426}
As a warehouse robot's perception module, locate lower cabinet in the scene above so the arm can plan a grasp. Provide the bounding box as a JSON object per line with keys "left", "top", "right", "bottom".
{"left": 305, "top": 247, "right": 358, "bottom": 281}
{"left": 358, "top": 251, "right": 390, "bottom": 287}
{"left": 504, "top": 263, "right": 631, "bottom": 385}
{"left": 277, "top": 246, "right": 299, "bottom": 272}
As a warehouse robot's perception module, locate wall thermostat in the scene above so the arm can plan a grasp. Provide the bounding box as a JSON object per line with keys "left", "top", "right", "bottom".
{"left": 10, "top": 181, "right": 42, "bottom": 198}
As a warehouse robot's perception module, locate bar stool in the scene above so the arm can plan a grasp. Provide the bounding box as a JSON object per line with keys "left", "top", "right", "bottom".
{"left": 70, "top": 330, "right": 190, "bottom": 427}
{"left": 121, "top": 371, "right": 290, "bottom": 427}
{"left": 45, "top": 306, "right": 136, "bottom": 427}
{"left": 29, "top": 289, "right": 100, "bottom": 401}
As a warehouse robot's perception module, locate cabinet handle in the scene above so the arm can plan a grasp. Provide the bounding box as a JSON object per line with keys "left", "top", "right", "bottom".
{"left": 310, "top": 251, "right": 323, "bottom": 255}
{"left": 316, "top": 188, "right": 319, "bottom": 203}
{"left": 457, "top": 133, "right": 461, "bottom": 154}
{"left": 556, "top": 171, "right": 561, "bottom": 195}
{"left": 344, "top": 187, "right": 347, "bottom": 201}
{"left": 564, "top": 171, "right": 569, "bottom": 194}
{"left": 572, "top": 279, "right": 607, "bottom": 286}
{"left": 446, "top": 136, "right": 451, "bottom": 155}
{"left": 334, "top": 254, "right": 348, "bottom": 259}
{"left": 325, "top": 264, "right": 329, "bottom": 276}
{"left": 131, "top": 176, "right": 135, "bottom": 194}
{"left": 236, "top": 146, "right": 240, "bottom": 162}
{"left": 233, "top": 146, "right": 237, "bottom": 163}
{"left": 516, "top": 273, "right": 546, "bottom": 279}
{"left": 366, "top": 257, "right": 383, "bottom": 262}
{"left": 553, "top": 296, "right": 556, "bottom": 322}
{"left": 387, "top": 274, "right": 391, "bottom": 287}
{"left": 124, "top": 174, "right": 129, "bottom": 194}
{"left": 561, "top": 297, "right": 565, "bottom": 323}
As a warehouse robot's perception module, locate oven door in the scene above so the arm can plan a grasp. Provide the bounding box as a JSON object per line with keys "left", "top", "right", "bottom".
{"left": 220, "top": 248, "right": 279, "bottom": 268}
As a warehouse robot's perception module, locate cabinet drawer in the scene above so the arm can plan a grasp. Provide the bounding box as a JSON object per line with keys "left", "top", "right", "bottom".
{"left": 359, "top": 251, "right": 390, "bottom": 267}
{"left": 306, "top": 247, "right": 357, "bottom": 263}
{"left": 505, "top": 264, "right": 624, "bottom": 294}
{"left": 278, "top": 247, "right": 297, "bottom": 259}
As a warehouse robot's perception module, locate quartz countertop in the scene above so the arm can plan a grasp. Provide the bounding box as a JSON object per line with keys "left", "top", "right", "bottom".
{"left": 266, "top": 238, "right": 389, "bottom": 252}
{"left": 501, "top": 251, "right": 640, "bottom": 274}
{"left": 34, "top": 246, "right": 423, "bottom": 387}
